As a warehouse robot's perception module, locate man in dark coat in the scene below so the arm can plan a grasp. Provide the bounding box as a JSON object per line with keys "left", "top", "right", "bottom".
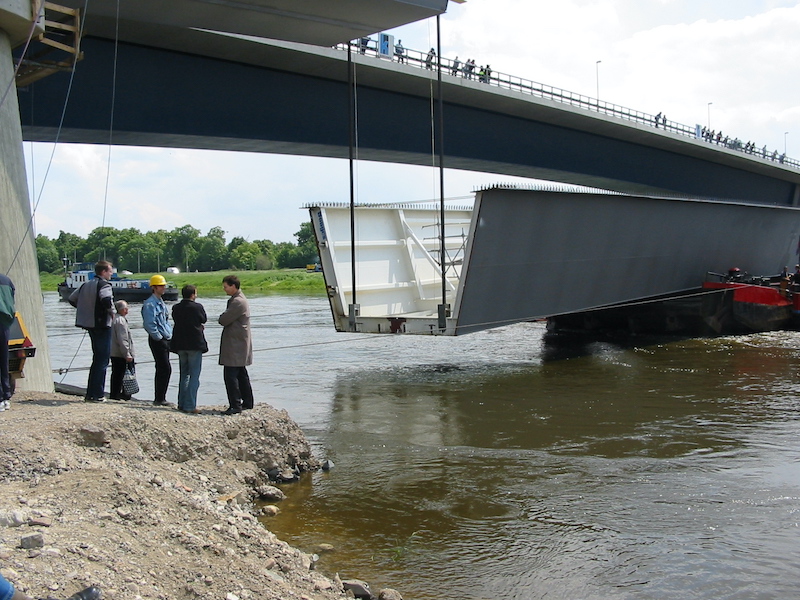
{"left": 218, "top": 275, "right": 253, "bottom": 415}
{"left": 171, "top": 285, "right": 208, "bottom": 414}
{"left": 0, "top": 273, "right": 15, "bottom": 410}
{"left": 69, "top": 261, "right": 114, "bottom": 402}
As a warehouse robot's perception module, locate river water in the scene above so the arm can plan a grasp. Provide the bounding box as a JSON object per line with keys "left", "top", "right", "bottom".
{"left": 43, "top": 292, "right": 800, "bottom": 599}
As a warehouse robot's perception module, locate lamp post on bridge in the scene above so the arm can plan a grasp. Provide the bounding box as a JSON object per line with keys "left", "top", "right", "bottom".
{"left": 595, "top": 60, "right": 601, "bottom": 107}
{"left": 707, "top": 102, "right": 712, "bottom": 129}
{"left": 785, "top": 131, "right": 789, "bottom": 155}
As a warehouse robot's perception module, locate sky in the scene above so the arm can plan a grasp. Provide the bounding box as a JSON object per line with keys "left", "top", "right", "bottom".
{"left": 23, "top": 0, "right": 800, "bottom": 244}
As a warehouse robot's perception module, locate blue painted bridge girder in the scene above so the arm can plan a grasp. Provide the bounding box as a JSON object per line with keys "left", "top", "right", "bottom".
{"left": 17, "top": 33, "right": 800, "bottom": 205}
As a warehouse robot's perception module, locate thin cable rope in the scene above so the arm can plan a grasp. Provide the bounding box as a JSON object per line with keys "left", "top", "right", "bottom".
{"left": 100, "top": 0, "right": 120, "bottom": 231}
{"left": 5, "top": 1, "right": 90, "bottom": 276}
{"left": 50, "top": 287, "right": 734, "bottom": 374}
{"left": 53, "top": 332, "right": 387, "bottom": 374}
{"left": 57, "top": 330, "right": 87, "bottom": 382}
{"left": 0, "top": 1, "right": 41, "bottom": 112}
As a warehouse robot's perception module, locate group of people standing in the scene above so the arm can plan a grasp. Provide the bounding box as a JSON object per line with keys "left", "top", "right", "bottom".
{"left": 69, "top": 261, "right": 253, "bottom": 415}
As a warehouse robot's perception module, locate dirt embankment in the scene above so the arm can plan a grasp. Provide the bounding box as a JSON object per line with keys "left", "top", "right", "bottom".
{"left": 0, "top": 392, "right": 355, "bottom": 600}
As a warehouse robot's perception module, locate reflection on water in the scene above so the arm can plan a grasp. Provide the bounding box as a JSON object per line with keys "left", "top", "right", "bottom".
{"left": 44, "top": 293, "right": 800, "bottom": 599}
{"left": 266, "top": 328, "right": 800, "bottom": 600}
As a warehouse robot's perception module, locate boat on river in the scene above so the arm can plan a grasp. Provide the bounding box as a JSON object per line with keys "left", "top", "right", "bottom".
{"left": 701, "top": 269, "right": 797, "bottom": 333}
{"left": 57, "top": 263, "right": 179, "bottom": 303}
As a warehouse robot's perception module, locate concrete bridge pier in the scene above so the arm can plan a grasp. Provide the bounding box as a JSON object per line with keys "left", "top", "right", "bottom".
{"left": 1, "top": 2, "right": 54, "bottom": 393}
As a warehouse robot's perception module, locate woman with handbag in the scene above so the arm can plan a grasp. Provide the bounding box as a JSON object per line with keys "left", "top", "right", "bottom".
{"left": 110, "top": 300, "right": 135, "bottom": 400}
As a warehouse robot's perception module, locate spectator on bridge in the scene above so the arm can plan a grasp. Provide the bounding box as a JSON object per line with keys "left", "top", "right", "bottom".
{"left": 762, "top": 145, "right": 768, "bottom": 158}
{"left": 463, "top": 59, "right": 475, "bottom": 79}
{"left": 395, "top": 40, "right": 405, "bottom": 63}
{"left": 661, "top": 114, "right": 667, "bottom": 128}
{"left": 425, "top": 48, "right": 436, "bottom": 69}
{"left": 792, "top": 265, "right": 800, "bottom": 284}
{"left": 359, "top": 37, "right": 370, "bottom": 54}
{"left": 655, "top": 112, "right": 661, "bottom": 128}
{"left": 451, "top": 56, "right": 460, "bottom": 76}
{"left": 485, "top": 65, "right": 492, "bottom": 82}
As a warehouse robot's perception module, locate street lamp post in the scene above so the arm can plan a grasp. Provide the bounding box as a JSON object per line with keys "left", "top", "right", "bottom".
{"left": 137, "top": 249, "right": 141, "bottom": 273}
{"left": 595, "top": 60, "right": 601, "bottom": 102}
{"left": 707, "top": 102, "right": 712, "bottom": 129}
{"left": 785, "top": 131, "right": 789, "bottom": 155}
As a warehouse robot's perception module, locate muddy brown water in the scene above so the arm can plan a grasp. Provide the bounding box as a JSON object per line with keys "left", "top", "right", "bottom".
{"left": 45, "top": 292, "right": 800, "bottom": 599}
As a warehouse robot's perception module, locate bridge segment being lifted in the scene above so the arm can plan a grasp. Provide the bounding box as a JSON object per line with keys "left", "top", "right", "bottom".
{"left": 311, "top": 186, "right": 800, "bottom": 335}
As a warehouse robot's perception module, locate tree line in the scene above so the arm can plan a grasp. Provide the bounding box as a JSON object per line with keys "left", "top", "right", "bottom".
{"left": 35, "top": 222, "right": 319, "bottom": 274}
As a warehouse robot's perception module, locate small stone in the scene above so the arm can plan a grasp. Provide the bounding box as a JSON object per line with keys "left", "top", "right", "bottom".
{"left": 116, "top": 508, "right": 133, "bottom": 520}
{"left": 260, "top": 505, "right": 279, "bottom": 517}
{"left": 255, "top": 485, "right": 285, "bottom": 501}
{"left": 79, "top": 426, "right": 109, "bottom": 446}
{"left": 315, "top": 543, "right": 335, "bottom": 554}
{"left": 379, "top": 589, "right": 404, "bottom": 600}
{"left": 321, "top": 459, "right": 334, "bottom": 471}
{"left": 28, "top": 517, "right": 52, "bottom": 527}
{"left": 342, "top": 579, "right": 371, "bottom": 599}
{"left": 20, "top": 533, "right": 44, "bottom": 549}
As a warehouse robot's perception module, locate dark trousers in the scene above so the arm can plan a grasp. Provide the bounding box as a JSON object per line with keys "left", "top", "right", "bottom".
{"left": 110, "top": 357, "right": 134, "bottom": 399}
{"left": 87, "top": 328, "right": 111, "bottom": 399}
{"left": 148, "top": 337, "right": 171, "bottom": 402}
{"left": 223, "top": 366, "right": 253, "bottom": 411}
{"left": 0, "top": 324, "right": 10, "bottom": 400}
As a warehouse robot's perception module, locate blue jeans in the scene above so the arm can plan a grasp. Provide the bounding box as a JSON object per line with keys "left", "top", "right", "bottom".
{"left": 177, "top": 350, "right": 202, "bottom": 411}
{"left": 87, "top": 328, "right": 111, "bottom": 399}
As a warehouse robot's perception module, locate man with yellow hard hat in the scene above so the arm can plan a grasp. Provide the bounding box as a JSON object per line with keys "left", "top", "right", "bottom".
{"left": 142, "top": 274, "right": 173, "bottom": 406}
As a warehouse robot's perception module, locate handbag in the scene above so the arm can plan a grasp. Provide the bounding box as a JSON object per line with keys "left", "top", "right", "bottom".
{"left": 122, "top": 363, "right": 139, "bottom": 396}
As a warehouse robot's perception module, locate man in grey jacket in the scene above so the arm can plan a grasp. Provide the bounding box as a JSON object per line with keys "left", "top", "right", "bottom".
{"left": 218, "top": 275, "right": 253, "bottom": 415}
{"left": 69, "top": 261, "right": 114, "bottom": 402}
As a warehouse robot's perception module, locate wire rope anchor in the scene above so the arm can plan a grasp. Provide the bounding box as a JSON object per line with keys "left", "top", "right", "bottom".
{"left": 348, "top": 303, "right": 360, "bottom": 332}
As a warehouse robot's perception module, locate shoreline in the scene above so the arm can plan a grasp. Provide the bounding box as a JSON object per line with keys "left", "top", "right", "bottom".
{"left": 0, "top": 392, "right": 365, "bottom": 600}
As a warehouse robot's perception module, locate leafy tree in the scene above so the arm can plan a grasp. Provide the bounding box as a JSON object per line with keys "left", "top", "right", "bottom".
{"left": 165, "top": 225, "right": 201, "bottom": 271}
{"left": 230, "top": 241, "right": 260, "bottom": 270}
{"left": 54, "top": 231, "right": 83, "bottom": 265}
{"left": 273, "top": 222, "right": 319, "bottom": 268}
{"left": 195, "top": 226, "right": 229, "bottom": 271}
{"left": 35, "top": 234, "right": 62, "bottom": 273}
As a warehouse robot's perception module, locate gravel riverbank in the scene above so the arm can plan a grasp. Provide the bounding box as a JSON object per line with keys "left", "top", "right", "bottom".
{"left": 0, "top": 392, "right": 363, "bottom": 600}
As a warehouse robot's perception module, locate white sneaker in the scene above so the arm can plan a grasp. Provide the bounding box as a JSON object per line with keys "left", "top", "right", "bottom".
{"left": 0, "top": 401, "right": 6, "bottom": 412}
{"left": 3, "top": 400, "right": 10, "bottom": 410}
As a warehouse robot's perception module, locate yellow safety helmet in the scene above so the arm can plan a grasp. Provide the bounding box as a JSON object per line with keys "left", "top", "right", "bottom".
{"left": 149, "top": 274, "right": 167, "bottom": 286}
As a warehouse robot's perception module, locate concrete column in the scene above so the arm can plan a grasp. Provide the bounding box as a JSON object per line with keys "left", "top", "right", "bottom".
{"left": 0, "top": 25, "right": 54, "bottom": 392}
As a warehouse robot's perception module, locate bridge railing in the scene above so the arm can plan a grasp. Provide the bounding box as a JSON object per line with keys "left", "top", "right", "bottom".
{"left": 339, "top": 40, "right": 799, "bottom": 170}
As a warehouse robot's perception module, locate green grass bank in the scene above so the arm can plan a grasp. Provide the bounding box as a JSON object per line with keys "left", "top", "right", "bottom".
{"left": 41, "top": 269, "right": 326, "bottom": 296}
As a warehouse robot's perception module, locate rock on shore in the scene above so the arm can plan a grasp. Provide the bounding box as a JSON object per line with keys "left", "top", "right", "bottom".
{"left": 0, "top": 392, "right": 351, "bottom": 600}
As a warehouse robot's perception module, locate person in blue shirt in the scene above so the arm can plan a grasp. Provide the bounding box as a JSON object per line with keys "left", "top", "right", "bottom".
{"left": 142, "top": 274, "right": 173, "bottom": 406}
